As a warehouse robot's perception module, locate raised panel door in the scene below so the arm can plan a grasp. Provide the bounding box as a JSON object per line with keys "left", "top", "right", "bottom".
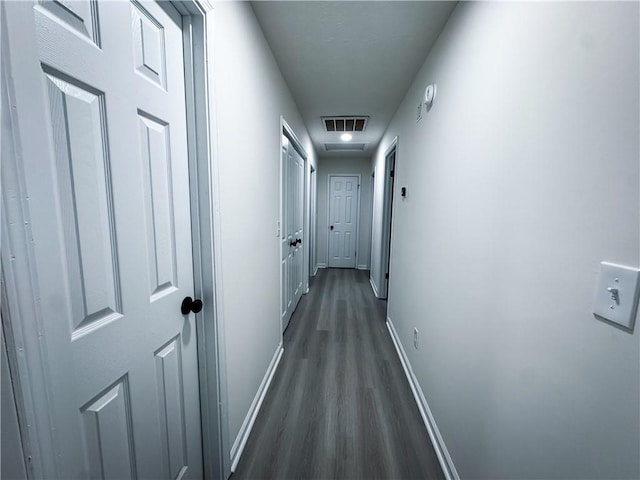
{"left": 4, "top": 1, "right": 203, "bottom": 478}
{"left": 329, "top": 175, "right": 359, "bottom": 268}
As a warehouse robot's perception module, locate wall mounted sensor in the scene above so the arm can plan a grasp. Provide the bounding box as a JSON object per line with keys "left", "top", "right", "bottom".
{"left": 424, "top": 84, "right": 437, "bottom": 112}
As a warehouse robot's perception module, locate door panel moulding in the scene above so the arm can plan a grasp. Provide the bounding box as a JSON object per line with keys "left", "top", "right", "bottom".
{"left": 386, "top": 317, "right": 459, "bottom": 480}
{"left": 1, "top": 2, "right": 228, "bottom": 478}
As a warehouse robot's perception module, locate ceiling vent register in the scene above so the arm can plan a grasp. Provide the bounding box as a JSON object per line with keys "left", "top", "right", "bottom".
{"left": 324, "top": 143, "right": 367, "bottom": 152}
{"left": 323, "top": 116, "right": 368, "bottom": 132}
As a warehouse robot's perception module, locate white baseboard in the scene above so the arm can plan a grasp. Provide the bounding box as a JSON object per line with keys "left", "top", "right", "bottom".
{"left": 386, "top": 318, "right": 459, "bottom": 480}
{"left": 356, "top": 264, "right": 368, "bottom": 270}
{"left": 230, "top": 344, "right": 284, "bottom": 472}
{"left": 316, "top": 263, "right": 327, "bottom": 269}
{"left": 369, "top": 276, "right": 380, "bottom": 298}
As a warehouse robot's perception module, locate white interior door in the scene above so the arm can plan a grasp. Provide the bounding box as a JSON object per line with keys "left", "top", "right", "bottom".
{"left": 328, "top": 175, "right": 359, "bottom": 268}
{"left": 281, "top": 135, "right": 305, "bottom": 331}
{"left": 4, "top": 2, "right": 203, "bottom": 478}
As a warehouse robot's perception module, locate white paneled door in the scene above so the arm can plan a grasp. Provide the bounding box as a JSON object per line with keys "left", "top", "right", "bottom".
{"left": 4, "top": 2, "right": 203, "bottom": 478}
{"left": 281, "top": 134, "right": 305, "bottom": 331}
{"left": 328, "top": 176, "right": 360, "bottom": 268}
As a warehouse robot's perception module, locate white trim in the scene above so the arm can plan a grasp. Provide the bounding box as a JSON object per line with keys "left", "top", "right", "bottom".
{"left": 313, "top": 265, "right": 319, "bottom": 276}
{"left": 309, "top": 165, "right": 317, "bottom": 284}
{"left": 356, "top": 264, "right": 368, "bottom": 270}
{"left": 317, "top": 263, "right": 327, "bottom": 269}
{"left": 175, "top": 2, "right": 229, "bottom": 478}
{"left": 384, "top": 135, "right": 399, "bottom": 159}
{"left": 2, "top": 5, "right": 60, "bottom": 474}
{"left": 386, "top": 317, "right": 459, "bottom": 480}
{"left": 326, "top": 173, "right": 361, "bottom": 269}
{"left": 369, "top": 276, "right": 380, "bottom": 298}
{"left": 230, "top": 344, "right": 284, "bottom": 472}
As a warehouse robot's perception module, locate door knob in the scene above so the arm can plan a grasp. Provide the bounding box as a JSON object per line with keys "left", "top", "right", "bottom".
{"left": 330, "top": 225, "right": 334, "bottom": 231}
{"left": 181, "top": 296, "right": 203, "bottom": 315}
{"left": 296, "top": 238, "right": 302, "bottom": 245}
{"left": 289, "top": 240, "right": 297, "bottom": 247}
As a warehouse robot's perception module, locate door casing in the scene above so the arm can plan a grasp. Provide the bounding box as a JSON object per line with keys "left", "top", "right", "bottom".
{"left": 0, "top": 1, "right": 229, "bottom": 478}
{"left": 310, "top": 166, "right": 317, "bottom": 277}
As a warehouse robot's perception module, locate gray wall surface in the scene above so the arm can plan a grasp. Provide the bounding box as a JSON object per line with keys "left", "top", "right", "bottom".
{"left": 316, "top": 156, "right": 373, "bottom": 270}
{"left": 371, "top": 2, "right": 640, "bottom": 478}
{"left": 209, "top": 2, "right": 316, "bottom": 453}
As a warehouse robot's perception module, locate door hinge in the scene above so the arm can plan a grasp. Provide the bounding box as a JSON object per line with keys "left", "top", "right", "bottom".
{"left": 385, "top": 273, "right": 389, "bottom": 279}
{"left": 390, "top": 170, "right": 394, "bottom": 178}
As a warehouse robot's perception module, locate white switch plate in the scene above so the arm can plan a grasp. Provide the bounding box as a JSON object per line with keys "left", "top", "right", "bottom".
{"left": 593, "top": 262, "right": 640, "bottom": 331}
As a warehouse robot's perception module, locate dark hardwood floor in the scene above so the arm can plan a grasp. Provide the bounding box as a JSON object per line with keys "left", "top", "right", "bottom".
{"left": 232, "top": 268, "right": 444, "bottom": 480}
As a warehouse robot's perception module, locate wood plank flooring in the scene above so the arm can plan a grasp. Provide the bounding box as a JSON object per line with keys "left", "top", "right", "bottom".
{"left": 232, "top": 268, "right": 444, "bottom": 480}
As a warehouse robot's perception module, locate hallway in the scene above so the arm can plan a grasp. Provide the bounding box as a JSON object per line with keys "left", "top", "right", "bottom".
{"left": 2, "top": 2, "right": 639, "bottom": 478}
{"left": 233, "top": 269, "right": 443, "bottom": 479}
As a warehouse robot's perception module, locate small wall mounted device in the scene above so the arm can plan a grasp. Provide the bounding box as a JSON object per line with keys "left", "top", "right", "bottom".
{"left": 424, "top": 83, "right": 437, "bottom": 112}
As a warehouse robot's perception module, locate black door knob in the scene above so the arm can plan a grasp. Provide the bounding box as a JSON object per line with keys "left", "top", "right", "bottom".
{"left": 289, "top": 240, "right": 297, "bottom": 247}
{"left": 330, "top": 225, "right": 334, "bottom": 230}
{"left": 296, "top": 238, "right": 302, "bottom": 245}
{"left": 181, "top": 296, "right": 203, "bottom": 315}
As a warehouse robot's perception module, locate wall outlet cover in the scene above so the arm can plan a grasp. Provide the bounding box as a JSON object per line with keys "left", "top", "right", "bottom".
{"left": 593, "top": 262, "right": 640, "bottom": 332}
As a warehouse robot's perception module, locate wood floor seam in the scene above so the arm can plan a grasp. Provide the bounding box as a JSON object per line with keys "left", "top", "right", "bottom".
{"left": 232, "top": 269, "right": 444, "bottom": 480}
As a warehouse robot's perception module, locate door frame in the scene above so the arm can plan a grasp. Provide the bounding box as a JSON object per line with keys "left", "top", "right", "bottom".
{"left": 381, "top": 137, "right": 399, "bottom": 298}
{"left": 310, "top": 165, "right": 317, "bottom": 277}
{"left": 326, "top": 174, "right": 362, "bottom": 269}
{"left": 0, "top": 2, "right": 229, "bottom": 478}
{"left": 279, "top": 117, "right": 308, "bottom": 333}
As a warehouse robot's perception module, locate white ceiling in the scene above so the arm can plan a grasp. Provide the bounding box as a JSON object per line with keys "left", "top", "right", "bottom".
{"left": 251, "top": 1, "right": 457, "bottom": 158}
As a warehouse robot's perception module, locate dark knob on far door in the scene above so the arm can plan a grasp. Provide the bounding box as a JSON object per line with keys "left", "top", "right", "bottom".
{"left": 330, "top": 225, "right": 334, "bottom": 231}
{"left": 181, "top": 296, "right": 203, "bottom": 315}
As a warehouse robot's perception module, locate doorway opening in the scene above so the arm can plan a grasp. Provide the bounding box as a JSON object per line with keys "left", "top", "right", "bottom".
{"left": 381, "top": 140, "right": 397, "bottom": 298}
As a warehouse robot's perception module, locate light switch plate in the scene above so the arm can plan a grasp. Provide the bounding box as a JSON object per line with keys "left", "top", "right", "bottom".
{"left": 593, "top": 262, "right": 640, "bottom": 332}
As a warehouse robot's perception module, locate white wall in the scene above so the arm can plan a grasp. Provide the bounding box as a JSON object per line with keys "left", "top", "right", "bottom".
{"left": 209, "top": 1, "right": 316, "bottom": 460}
{"left": 316, "top": 156, "right": 373, "bottom": 270}
{"left": 372, "top": 2, "right": 640, "bottom": 479}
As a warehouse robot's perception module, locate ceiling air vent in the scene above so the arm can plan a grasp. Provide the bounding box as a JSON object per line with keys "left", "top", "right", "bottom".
{"left": 324, "top": 143, "right": 367, "bottom": 152}
{"left": 323, "top": 116, "right": 368, "bottom": 132}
